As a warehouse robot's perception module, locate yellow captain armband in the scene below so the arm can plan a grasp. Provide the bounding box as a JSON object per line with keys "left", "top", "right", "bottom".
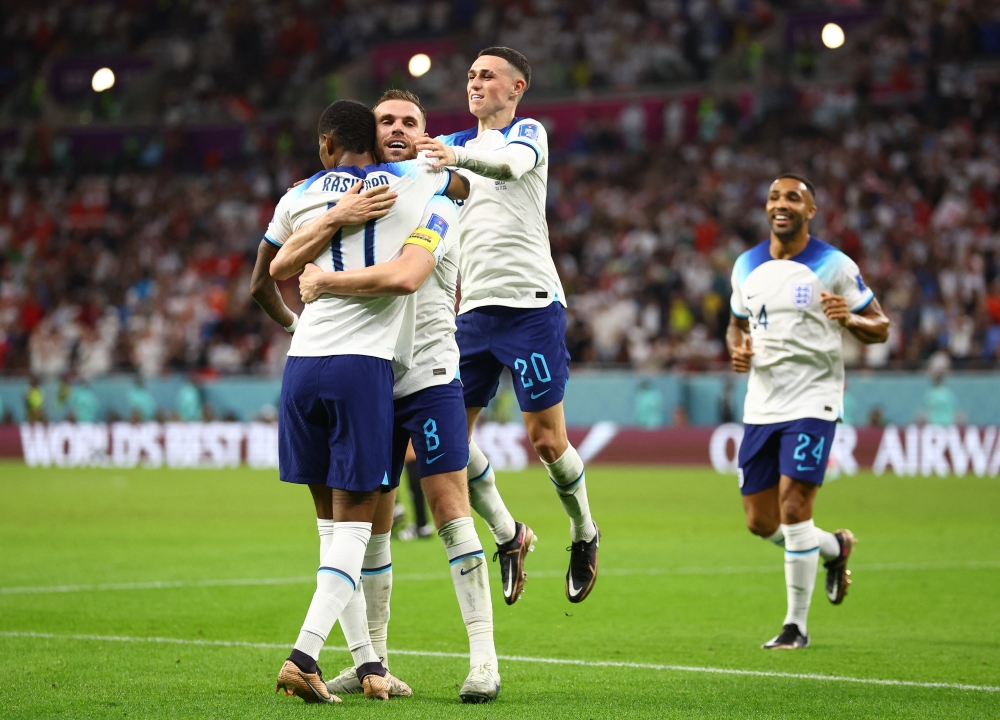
{"left": 404, "top": 227, "right": 443, "bottom": 260}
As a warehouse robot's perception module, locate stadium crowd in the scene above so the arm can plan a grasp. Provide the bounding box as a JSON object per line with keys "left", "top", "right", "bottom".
{"left": 1, "top": 1, "right": 1000, "bottom": 380}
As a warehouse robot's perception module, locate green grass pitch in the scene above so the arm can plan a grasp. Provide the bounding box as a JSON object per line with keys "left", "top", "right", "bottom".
{"left": 1, "top": 461, "right": 998, "bottom": 719}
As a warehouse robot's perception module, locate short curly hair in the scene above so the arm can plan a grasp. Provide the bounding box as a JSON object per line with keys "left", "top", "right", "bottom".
{"left": 317, "top": 100, "right": 376, "bottom": 154}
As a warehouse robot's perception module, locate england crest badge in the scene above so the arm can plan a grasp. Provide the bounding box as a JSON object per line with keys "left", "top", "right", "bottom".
{"left": 792, "top": 283, "right": 813, "bottom": 308}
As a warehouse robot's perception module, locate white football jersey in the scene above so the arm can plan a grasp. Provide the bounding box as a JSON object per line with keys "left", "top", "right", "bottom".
{"left": 730, "top": 237, "right": 875, "bottom": 425}
{"left": 439, "top": 117, "right": 565, "bottom": 313}
{"left": 392, "top": 195, "right": 461, "bottom": 399}
{"left": 263, "top": 160, "right": 449, "bottom": 361}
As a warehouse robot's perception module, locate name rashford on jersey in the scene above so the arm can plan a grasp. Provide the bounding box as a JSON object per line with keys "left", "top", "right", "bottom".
{"left": 267, "top": 159, "right": 450, "bottom": 493}
{"left": 264, "top": 159, "right": 450, "bottom": 362}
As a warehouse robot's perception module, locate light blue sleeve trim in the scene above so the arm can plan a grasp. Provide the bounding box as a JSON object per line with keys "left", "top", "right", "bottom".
{"left": 730, "top": 301, "right": 749, "bottom": 319}
{"left": 262, "top": 234, "right": 282, "bottom": 249}
{"left": 851, "top": 291, "right": 875, "bottom": 314}
{"left": 436, "top": 168, "right": 452, "bottom": 196}
{"left": 507, "top": 140, "right": 541, "bottom": 167}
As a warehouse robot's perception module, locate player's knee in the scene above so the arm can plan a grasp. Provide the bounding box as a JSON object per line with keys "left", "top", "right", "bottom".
{"left": 779, "top": 499, "right": 811, "bottom": 525}
{"left": 529, "top": 430, "right": 565, "bottom": 464}
{"left": 746, "top": 516, "right": 778, "bottom": 538}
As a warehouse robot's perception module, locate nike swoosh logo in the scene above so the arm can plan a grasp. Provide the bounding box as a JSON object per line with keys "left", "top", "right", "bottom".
{"left": 567, "top": 570, "right": 583, "bottom": 597}
{"left": 530, "top": 389, "right": 550, "bottom": 400}
{"left": 426, "top": 453, "right": 446, "bottom": 464}
{"left": 504, "top": 569, "right": 513, "bottom": 597}
{"left": 460, "top": 562, "right": 483, "bottom": 576}
{"left": 796, "top": 464, "right": 816, "bottom": 472}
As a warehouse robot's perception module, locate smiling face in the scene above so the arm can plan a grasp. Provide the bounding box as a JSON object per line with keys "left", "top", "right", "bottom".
{"left": 373, "top": 99, "right": 425, "bottom": 162}
{"left": 467, "top": 55, "right": 525, "bottom": 120}
{"left": 766, "top": 178, "right": 817, "bottom": 242}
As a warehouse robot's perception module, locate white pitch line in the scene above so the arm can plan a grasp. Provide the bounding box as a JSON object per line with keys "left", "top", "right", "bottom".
{"left": 2, "top": 560, "right": 998, "bottom": 596}
{"left": 1, "top": 631, "right": 996, "bottom": 694}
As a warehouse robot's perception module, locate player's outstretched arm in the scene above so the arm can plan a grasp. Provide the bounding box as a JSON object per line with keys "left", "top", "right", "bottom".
{"left": 250, "top": 240, "right": 298, "bottom": 330}
{"left": 726, "top": 313, "right": 754, "bottom": 373}
{"left": 269, "top": 183, "right": 398, "bottom": 281}
{"left": 416, "top": 136, "right": 537, "bottom": 181}
{"left": 820, "top": 293, "right": 890, "bottom": 344}
{"left": 445, "top": 171, "right": 470, "bottom": 201}
{"left": 298, "top": 244, "right": 435, "bottom": 301}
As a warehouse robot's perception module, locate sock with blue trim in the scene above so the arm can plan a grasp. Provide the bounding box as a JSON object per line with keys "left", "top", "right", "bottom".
{"left": 339, "top": 582, "right": 382, "bottom": 670}
{"left": 317, "top": 518, "right": 335, "bottom": 560}
{"left": 293, "top": 521, "right": 371, "bottom": 661}
{"left": 440, "top": 516, "right": 496, "bottom": 668}
{"left": 766, "top": 525, "right": 840, "bottom": 560}
{"left": 468, "top": 439, "right": 516, "bottom": 545}
{"left": 781, "top": 519, "right": 819, "bottom": 635}
{"left": 543, "top": 445, "right": 596, "bottom": 543}
{"left": 361, "top": 532, "right": 392, "bottom": 667}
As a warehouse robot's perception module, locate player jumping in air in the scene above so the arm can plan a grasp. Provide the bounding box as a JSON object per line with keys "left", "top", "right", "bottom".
{"left": 416, "top": 47, "right": 600, "bottom": 606}
{"left": 249, "top": 99, "right": 467, "bottom": 703}
{"left": 284, "top": 90, "right": 501, "bottom": 703}
{"left": 727, "top": 174, "right": 889, "bottom": 649}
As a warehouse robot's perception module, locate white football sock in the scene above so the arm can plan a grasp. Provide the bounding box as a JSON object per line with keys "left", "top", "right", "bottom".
{"left": 293, "top": 521, "right": 371, "bottom": 661}
{"left": 543, "top": 445, "right": 596, "bottom": 542}
{"left": 769, "top": 524, "right": 840, "bottom": 561}
{"left": 781, "top": 519, "right": 819, "bottom": 635}
{"left": 816, "top": 527, "right": 840, "bottom": 561}
{"left": 317, "top": 518, "right": 335, "bottom": 560}
{"left": 339, "top": 582, "right": 381, "bottom": 668}
{"left": 439, "top": 516, "right": 496, "bottom": 668}
{"left": 468, "top": 439, "right": 516, "bottom": 544}
{"left": 764, "top": 528, "right": 785, "bottom": 547}
{"left": 360, "top": 531, "right": 392, "bottom": 667}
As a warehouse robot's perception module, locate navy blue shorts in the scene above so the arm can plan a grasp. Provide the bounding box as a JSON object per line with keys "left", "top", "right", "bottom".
{"left": 279, "top": 355, "right": 398, "bottom": 493}
{"left": 392, "top": 379, "right": 469, "bottom": 483}
{"left": 737, "top": 418, "right": 837, "bottom": 496}
{"left": 456, "top": 303, "right": 570, "bottom": 413}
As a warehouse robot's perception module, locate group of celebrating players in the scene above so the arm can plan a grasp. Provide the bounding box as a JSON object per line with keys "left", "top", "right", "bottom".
{"left": 248, "top": 44, "right": 889, "bottom": 705}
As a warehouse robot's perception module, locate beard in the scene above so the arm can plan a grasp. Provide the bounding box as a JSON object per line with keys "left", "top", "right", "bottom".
{"left": 770, "top": 215, "right": 805, "bottom": 242}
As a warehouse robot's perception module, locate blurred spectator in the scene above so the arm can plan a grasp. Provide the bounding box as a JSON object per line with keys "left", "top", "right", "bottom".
{"left": 68, "top": 380, "right": 102, "bottom": 422}
{"left": 176, "top": 379, "right": 203, "bottom": 422}
{"left": 867, "top": 407, "right": 887, "bottom": 428}
{"left": 128, "top": 376, "right": 156, "bottom": 422}
{"left": 24, "top": 377, "right": 45, "bottom": 422}
{"left": 925, "top": 367, "right": 958, "bottom": 427}
{"left": 633, "top": 380, "right": 664, "bottom": 428}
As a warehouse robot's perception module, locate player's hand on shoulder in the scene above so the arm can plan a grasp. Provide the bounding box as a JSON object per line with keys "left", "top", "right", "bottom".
{"left": 299, "top": 262, "right": 325, "bottom": 304}
{"left": 286, "top": 178, "right": 306, "bottom": 191}
{"left": 820, "top": 292, "right": 850, "bottom": 326}
{"left": 731, "top": 336, "right": 754, "bottom": 373}
{"left": 414, "top": 134, "right": 456, "bottom": 169}
{"left": 331, "top": 182, "right": 397, "bottom": 225}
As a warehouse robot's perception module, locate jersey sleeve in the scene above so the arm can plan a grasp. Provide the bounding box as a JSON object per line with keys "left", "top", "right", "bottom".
{"left": 730, "top": 259, "right": 749, "bottom": 319}
{"left": 262, "top": 191, "right": 295, "bottom": 248}
{"left": 506, "top": 118, "right": 547, "bottom": 169}
{"left": 832, "top": 254, "right": 875, "bottom": 313}
{"left": 404, "top": 195, "right": 458, "bottom": 265}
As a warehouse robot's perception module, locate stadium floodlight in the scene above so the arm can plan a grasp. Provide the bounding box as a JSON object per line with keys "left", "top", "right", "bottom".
{"left": 92, "top": 67, "right": 115, "bottom": 92}
{"left": 408, "top": 53, "right": 431, "bottom": 77}
{"left": 821, "top": 23, "right": 845, "bottom": 49}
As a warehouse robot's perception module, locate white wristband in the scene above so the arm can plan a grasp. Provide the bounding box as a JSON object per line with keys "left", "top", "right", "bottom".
{"left": 284, "top": 314, "right": 299, "bottom": 333}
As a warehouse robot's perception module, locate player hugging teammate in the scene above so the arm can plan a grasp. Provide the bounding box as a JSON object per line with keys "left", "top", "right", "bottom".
{"left": 727, "top": 175, "right": 889, "bottom": 649}
{"left": 249, "top": 47, "right": 600, "bottom": 706}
